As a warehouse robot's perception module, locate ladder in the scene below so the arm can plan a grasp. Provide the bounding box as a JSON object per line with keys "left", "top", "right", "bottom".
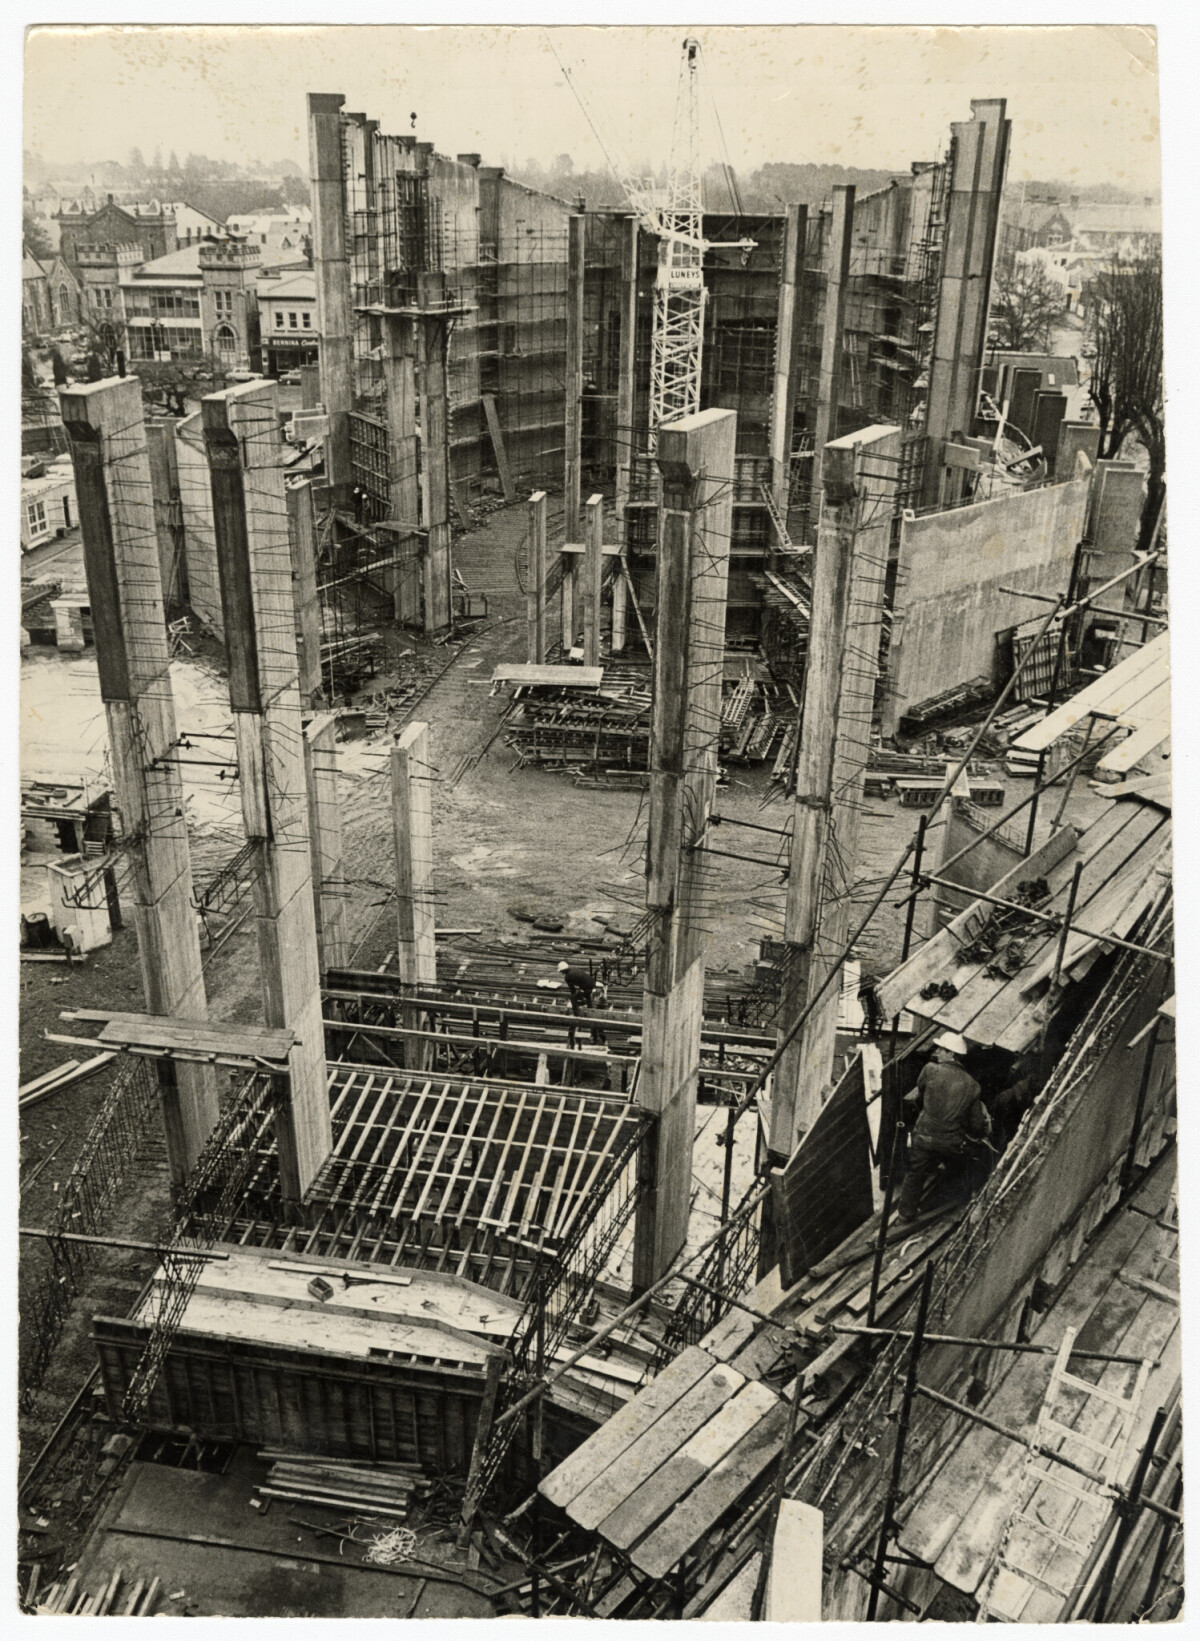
{"left": 757, "top": 481, "right": 809, "bottom": 557}
{"left": 975, "top": 1326, "right": 1153, "bottom": 1622}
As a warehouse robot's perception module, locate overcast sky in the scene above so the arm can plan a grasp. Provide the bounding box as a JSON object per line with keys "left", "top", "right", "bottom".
{"left": 25, "top": 24, "right": 1159, "bottom": 191}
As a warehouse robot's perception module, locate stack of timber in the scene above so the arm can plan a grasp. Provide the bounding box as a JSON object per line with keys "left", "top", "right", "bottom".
{"left": 503, "top": 675, "right": 652, "bottom": 777}
{"left": 538, "top": 1345, "right": 789, "bottom": 1617}
{"left": 34, "top": 1568, "right": 160, "bottom": 1616}
{"left": 256, "top": 1450, "right": 427, "bottom": 1519}
{"left": 898, "top": 675, "right": 995, "bottom": 734}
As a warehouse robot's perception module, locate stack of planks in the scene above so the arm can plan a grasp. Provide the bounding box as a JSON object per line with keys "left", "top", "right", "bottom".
{"left": 19, "top": 1051, "right": 117, "bottom": 1111}
{"left": 35, "top": 1567, "right": 160, "bottom": 1616}
{"left": 256, "top": 1451, "right": 427, "bottom": 1520}
{"left": 539, "top": 1344, "right": 787, "bottom": 1612}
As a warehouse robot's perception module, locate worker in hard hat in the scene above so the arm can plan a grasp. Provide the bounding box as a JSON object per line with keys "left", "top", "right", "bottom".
{"left": 896, "top": 1031, "right": 992, "bottom": 1222}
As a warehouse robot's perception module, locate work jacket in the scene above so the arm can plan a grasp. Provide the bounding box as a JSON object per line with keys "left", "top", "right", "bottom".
{"left": 906, "top": 1060, "right": 989, "bottom": 1154}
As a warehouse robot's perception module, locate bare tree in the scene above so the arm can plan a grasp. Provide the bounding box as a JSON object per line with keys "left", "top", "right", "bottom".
{"left": 133, "top": 350, "right": 230, "bottom": 417}
{"left": 990, "top": 255, "right": 1066, "bottom": 352}
{"left": 1082, "top": 251, "right": 1165, "bottom": 552}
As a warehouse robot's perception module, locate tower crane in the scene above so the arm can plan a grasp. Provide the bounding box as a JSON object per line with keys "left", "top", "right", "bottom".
{"left": 551, "top": 34, "right": 755, "bottom": 445}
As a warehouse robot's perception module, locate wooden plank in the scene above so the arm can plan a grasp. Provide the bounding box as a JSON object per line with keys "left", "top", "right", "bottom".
{"left": 409, "top": 1083, "right": 471, "bottom": 1222}
{"left": 481, "top": 393, "right": 515, "bottom": 502}
{"left": 386, "top": 1081, "right": 452, "bottom": 1220}
{"left": 1012, "top": 634, "right": 1167, "bottom": 752}
{"left": 766, "top": 1499, "right": 823, "bottom": 1621}
{"left": 897, "top": 1205, "right": 1154, "bottom": 1568}
{"left": 454, "top": 1092, "right": 510, "bottom": 1230}
{"left": 539, "top": 1346, "right": 715, "bottom": 1511}
{"left": 874, "top": 825, "right": 1079, "bottom": 1021}
{"left": 919, "top": 1214, "right": 1171, "bottom": 1594}
{"left": 568, "top": 1361, "right": 746, "bottom": 1531}
{"left": 599, "top": 1379, "right": 780, "bottom": 1549}
{"left": 432, "top": 1085, "right": 493, "bottom": 1224}
{"left": 491, "top": 664, "right": 604, "bottom": 688}
{"left": 93, "top": 1015, "right": 295, "bottom": 1061}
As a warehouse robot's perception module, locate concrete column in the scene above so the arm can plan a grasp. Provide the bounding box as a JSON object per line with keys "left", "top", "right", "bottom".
{"left": 770, "top": 203, "right": 807, "bottom": 518}
{"left": 146, "top": 418, "right": 185, "bottom": 606}
{"left": 303, "top": 712, "right": 349, "bottom": 972}
{"left": 416, "top": 289, "right": 453, "bottom": 633}
{"left": 771, "top": 424, "right": 900, "bottom": 1157}
{"left": 286, "top": 479, "right": 323, "bottom": 707}
{"left": 203, "top": 380, "right": 329, "bottom": 1202}
{"left": 307, "top": 93, "right": 354, "bottom": 495}
{"left": 560, "top": 547, "right": 576, "bottom": 654}
{"left": 391, "top": 721, "right": 436, "bottom": 986}
{"left": 382, "top": 314, "right": 423, "bottom": 625}
{"left": 564, "top": 214, "right": 586, "bottom": 543}
{"left": 811, "top": 187, "right": 854, "bottom": 518}
{"left": 614, "top": 215, "right": 639, "bottom": 526}
{"left": 61, "top": 377, "right": 218, "bottom": 1183}
{"left": 922, "top": 100, "right": 1010, "bottom": 507}
{"left": 527, "top": 490, "right": 547, "bottom": 664}
{"left": 611, "top": 560, "right": 628, "bottom": 654}
{"left": 582, "top": 493, "right": 604, "bottom": 667}
{"left": 634, "top": 408, "right": 737, "bottom": 1291}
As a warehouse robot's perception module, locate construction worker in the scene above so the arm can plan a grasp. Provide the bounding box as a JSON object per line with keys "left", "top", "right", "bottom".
{"left": 557, "top": 961, "right": 596, "bottom": 1015}
{"left": 896, "top": 1031, "right": 992, "bottom": 1222}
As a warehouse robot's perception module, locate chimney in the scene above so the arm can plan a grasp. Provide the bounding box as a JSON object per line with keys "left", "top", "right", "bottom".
{"left": 107, "top": 193, "right": 114, "bottom": 205}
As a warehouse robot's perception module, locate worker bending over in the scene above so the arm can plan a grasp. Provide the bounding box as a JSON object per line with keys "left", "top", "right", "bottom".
{"left": 557, "top": 961, "right": 608, "bottom": 1044}
{"left": 897, "top": 1031, "right": 992, "bottom": 1222}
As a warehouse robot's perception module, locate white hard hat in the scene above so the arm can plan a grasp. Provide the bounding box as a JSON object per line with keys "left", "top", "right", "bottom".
{"left": 934, "top": 1031, "right": 970, "bottom": 1057}
{"left": 557, "top": 961, "right": 570, "bottom": 972}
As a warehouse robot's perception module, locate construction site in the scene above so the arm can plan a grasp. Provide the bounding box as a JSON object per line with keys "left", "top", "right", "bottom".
{"left": 17, "top": 36, "right": 1178, "bottom": 1625}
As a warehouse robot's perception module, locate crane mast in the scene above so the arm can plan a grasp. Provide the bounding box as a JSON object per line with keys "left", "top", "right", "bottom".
{"left": 649, "top": 38, "right": 705, "bottom": 440}
{"left": 549, "top": 33, "right": 754, "bottom": 451}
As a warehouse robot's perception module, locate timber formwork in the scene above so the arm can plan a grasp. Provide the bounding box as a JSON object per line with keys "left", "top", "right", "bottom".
{"left": 179, "top": 1063, "right": 647, "bottom": 1303}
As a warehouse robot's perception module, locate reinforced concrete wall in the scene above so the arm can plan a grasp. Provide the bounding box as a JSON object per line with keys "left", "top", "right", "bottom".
{"left": 884, "top": 463, "right": 1091, "bottom": 735}
{"left": 175, "top": 415, "right": 224, "bottom": 641}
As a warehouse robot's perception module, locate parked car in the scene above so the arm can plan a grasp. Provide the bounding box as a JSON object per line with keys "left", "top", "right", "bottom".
{"left": 279, "top": 369, "right": 302, "bottom": 386}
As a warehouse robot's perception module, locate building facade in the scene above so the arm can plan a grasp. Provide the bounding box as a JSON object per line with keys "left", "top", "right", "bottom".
{"left": 198, "top": 240, "right": 264, "bottom": 369}
{"left": 56, "top": 196, "right": 178, "bottom": 269}
{"left": 22, "top": 254, "right": 52, "bottom": 337}
{"left": 257, "top": 270, "right": 319, "bottom": 376}
{"left": 21, "top": 459, "right": 77, "bottom": 551}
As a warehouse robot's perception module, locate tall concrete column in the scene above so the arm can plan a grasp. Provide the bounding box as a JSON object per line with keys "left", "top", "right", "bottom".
{"left": 922, "top": 99, "right": 1010, "bottom": 508}
{"left": 391, "top": 721, "right": 436, "bottom": 986}
{"left": 771, "top": 425, "right": 900, "bottom": 1157}
{"left": 633, "top": 408, "right": 737, "bottom": 1291}
{"left": 286, "top": 479, "right": 323, "bottom": 707}
{"left": 204, "top": 380, "right": 330, "bottom": 1202}
{"left": 611, "top": 560, "right": 628, "bottom": 654}
{"left": 307, "top": 92, "right": 354, "bottom": 496}
{"left": 146, "top": 418, "right": 185, "bottom": 607}
{"left": 614, "top": 215, "right": 639, "bottom": 525}
{"left": 564, "top": 214, "right": 586, "bottom": 543}
{"left": 382, "top": 314, "right": 423, "bottom": 625}
{"left": 527, "top": 490, "right": 547, "bottom": 664}
{"left": 811, "top": 187, "right": 854, "bottom": 519}
{"left": 61, "top": 377, "right": 217, "bottom": 1183}
{"left": 769, "top": 203, "right": 807, "bottom": 519}
{"left": 304, "top": 713, "right": 350, "bottom": 972}
{"left": 560, "top": 547, "right": 576, "bottom": 654}
{"left": 582, "top": 493, "right": 605, "bottom": 667}
{"left": 416, "top": 281, "right": 453, "bottom": 633}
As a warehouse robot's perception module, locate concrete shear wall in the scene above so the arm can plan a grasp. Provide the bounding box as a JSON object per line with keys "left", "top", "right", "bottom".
{"left": 884, "top": 463, "right": 1091, "bottom": 735}
{"left": 174, "top": 414, "right": 224, "bottom": 641}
